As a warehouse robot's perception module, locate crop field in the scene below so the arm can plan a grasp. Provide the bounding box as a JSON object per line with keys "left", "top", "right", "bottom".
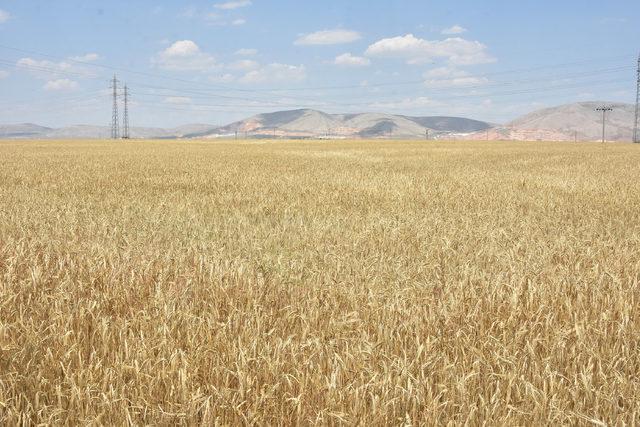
{"left": 0, "top": 139, "right": 639, "bottom": 425}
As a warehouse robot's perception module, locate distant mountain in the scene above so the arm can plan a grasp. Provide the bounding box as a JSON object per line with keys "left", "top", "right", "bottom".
{"left": 503, "top": 102, "right": 635, "bottom": 142}
{"left": 0, "top": 124, "right": 212, "bottom": 139}
{"left": 203, "top": 109, "right": 491, "bottom": 139}
{"left": 1, "top": 102, "right": 636, "bottom": 141}
{"left": 402, "top": 116, "right": 492, "bottom": 133}
{"left": 0, "top": 123, "right": 52, "bottom": 138}
{"left": 170, "top": 124, "right": 219, "bottom": 138}
{"left": 43, "top": 125, "right": 174, "bottom": 139}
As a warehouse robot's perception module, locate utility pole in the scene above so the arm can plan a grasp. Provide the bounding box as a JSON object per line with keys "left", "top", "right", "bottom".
{"left": 111, "top": 74, "right": 119, "bottom": 139}
{"left": 596, "top": 106, "right": 613, "bottom": 143}
{"left": 425, "top": 129, "right": 429, "bottom": 140}
{"left": 574, "top": 130, "right": 577, "bottom": 143}
{"left": 122, "top": 84, "right": 130, "bottom": 139}
{"left": 634, "top": 52, "right": 640, "bottom": 143}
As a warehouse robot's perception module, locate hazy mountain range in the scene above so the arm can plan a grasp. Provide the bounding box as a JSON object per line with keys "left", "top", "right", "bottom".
{"left": 467, "top": 101, "right": 636, "bottom": 142}
{"left": 0, "top": 102, "right": 636, "bottom": 141}
{"left": 0, "top": 123, "right": 219, "bottom": 139}
{"left": 202, "top": 109, "right": 491, "bottom": 139}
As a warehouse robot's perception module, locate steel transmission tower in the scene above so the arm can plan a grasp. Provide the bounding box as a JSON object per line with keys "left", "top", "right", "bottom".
{"left": 122, "top": 84, "right": 130, "bottom": 139}
{"left": 634, "top": 53, "right": 640, "bottom": 143}
{"left": 596, "top": 106, "right": 613, "bottom": 143}
{"left": 110, "top": 74, "right": 119, "bottom": 139}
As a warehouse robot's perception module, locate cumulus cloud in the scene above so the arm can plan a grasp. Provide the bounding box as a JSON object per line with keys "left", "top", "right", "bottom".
{"left": 154, "top": 40, "right": 217, "bottom": 71}
{"left": 365, "top": 34, "right": 495, "bottom": 65}
{"left": 44, "top": 79, "right": 78, "bottom": 91}
{"left": 214, "top": 0, "right": 252, "bottom": 10}
{"left": 231, "top": 18, "right": 246, "bottom": 25}
{"left": 235, "top": 48, "right": 258, "bottom": 56}
{"left": 441, "top": 25, "right": 467, "bottom": 35}
{"left": 239, "top": 63, "right": 306, "bottom": 84}
{"left": 333, "top": 53, "right": 371, "bottom": 67}
{"left": 0, "top": 9, "right": 10, "bottom": 23}
{"left": 295, "top": 29, "right": 361, "bottom": 46}
{"left": 423, "top": 66, "right": 488, "bottom": 88}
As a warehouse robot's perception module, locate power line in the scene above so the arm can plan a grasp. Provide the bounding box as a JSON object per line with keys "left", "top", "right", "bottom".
{"left": 634, "top": 53, "right": 640, "bottom": 143}
{"left": 120, "top": 79, "right": 630, "bottom": 118}
{"left": 0, "top": 59, "right": 97, "bottom": 80}
{"left": 122, "top": 84, "right": 130, "bottom": 139}
{"left": 5, "top": 65, "right": 625, "bottom": 117}
{"left": 596, "top": 105, "right": 613, "bottom": 143}
{"left": 1, "top": 43, "right": 637, "bottom": 128}
{"left": 129, "top": 65, "right": 633, "bottom": 103}
{"left": 129, "top": 77, "right": 629, "bottom": 109}
{"left": 0, "top": 43, "right": 635, "bottom": 94}
{"left": 111, "top": 74, "right": 119, "bottom": 139}
{"left": 4, "top": 56, "right": 631, "bottom": 114}
{"left": 257, "top": 59, "right": 636, "bottom": 92}
{"left": 0, "top": 50, "right": 634, "bottom": 110}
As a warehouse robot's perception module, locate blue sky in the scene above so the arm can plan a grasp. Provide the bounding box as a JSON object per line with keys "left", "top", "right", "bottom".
{"left": 0, "top": 0, "right": 638, "bottom": 127}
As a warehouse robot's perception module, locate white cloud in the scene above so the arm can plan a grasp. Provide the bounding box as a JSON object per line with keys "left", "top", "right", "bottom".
{"left": 70, "top": 53, "right": 100, "bottom": 62}
{"left": 441, "top": 25, "right": 467, "bottom": 35}
{"left": 154, "top": 40, "right": 217, "bottom": 71}
{"left": 294, "top": 29, "right": 361, "bottom": 46}
{"left": 365, "top": 34, "right": 495, "bottom": 65}
{"left": 164, "top": 96, "right": 192, "bottom": 105}
{"left": 164, "top": 40, "right": 200, "bottom": 56}
{"left": 333, "top": 53, "right": 371, "bottom": 67}
{"left": 423, "top": 66, "right": 488, "bottom": 88}
{"left": 0, "top": 70, "right": 9, "bottom": 79}
{"left": 227, "top": 59, "right": 259, "bottom": 71}
{"left": 239, "top": 63, "right": 306, "bottom": 84}
{"left": 214, "top": 0, "right": 252, "bottom": 10}
{"left": 16, "top": 57, "right": 96, "bottom": 80}
{"left": 232, "top": 18, "right": 246, "bottom": 25}
{"left": 0, "top": 9, "right": 10, "bottom": 23}
{"left": 44, "top": 79, "right": 78, "bottom": 91}
{"left": 235, "top": 48, "right": 257, "bottom": 56}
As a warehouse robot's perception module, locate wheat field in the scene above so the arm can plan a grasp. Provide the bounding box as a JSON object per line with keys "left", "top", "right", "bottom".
{"left": 0, "top": 139, "right": 638, "bottom": 425}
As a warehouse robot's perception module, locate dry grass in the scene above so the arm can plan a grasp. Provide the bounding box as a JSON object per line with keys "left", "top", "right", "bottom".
{"left": 0, "top": 139, "right": 639, "bottom": 425}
